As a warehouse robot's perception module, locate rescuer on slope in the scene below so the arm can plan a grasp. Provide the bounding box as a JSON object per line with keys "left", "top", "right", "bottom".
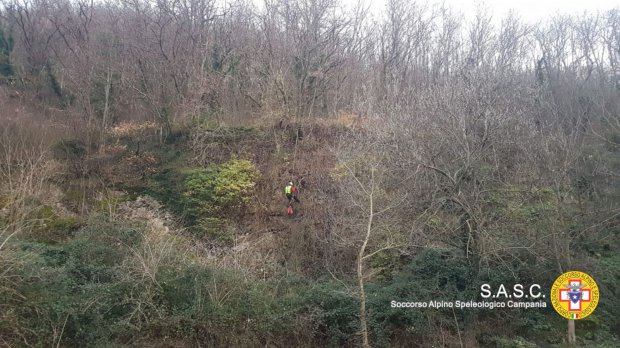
{"left": 285, "top": 181, "right": 300, "bottom": 204}
{"left": 285, "top": 181, "right": 300, "bottom": 216}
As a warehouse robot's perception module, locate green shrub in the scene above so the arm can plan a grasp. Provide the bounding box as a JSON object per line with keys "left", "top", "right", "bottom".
{"left": 0, "top": 216, "right": 153, "bottom": 347}
{"left": 183, "top": 158, "right": 258, "bottom": 220}
{"left": 94, "top": 193, "right": 135, "bottom": 213}
{"left": 368, "top": 248, "right": 402, "bottom": 282}
{"left": 195, "top": 217, "right": 235, "bottom": 242}
{"left": 28, "top": 205, "right": 80, "bottom": 243}
{"left": 299, "top": 280, "right": 359, "bottom": 346}
{"left": 0, "top": 29, "right": 14, "bottom": 78}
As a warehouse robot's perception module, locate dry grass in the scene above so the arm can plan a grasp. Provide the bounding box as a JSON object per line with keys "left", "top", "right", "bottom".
{"left": 110, "top": 121, "right": 159, "bottom": 138}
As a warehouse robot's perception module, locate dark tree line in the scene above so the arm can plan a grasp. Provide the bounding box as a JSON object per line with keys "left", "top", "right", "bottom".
{"left": 0, "top": 1, "right": 615, "bottom": 129}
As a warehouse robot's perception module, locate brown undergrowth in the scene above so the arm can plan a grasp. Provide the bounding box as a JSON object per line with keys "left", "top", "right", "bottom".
{"left": 187, "top": 120, "right": 358, "bottom": 278}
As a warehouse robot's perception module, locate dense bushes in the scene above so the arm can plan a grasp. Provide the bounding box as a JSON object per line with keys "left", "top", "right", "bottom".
{"left": 0, "top": 215, "right": 327, "bottom": 347}
{"left": 2, "top": 211, "right": 619, "bottom": 347}
{"left": 183, "top": 158, "right": 258, "bottom": 217}
{"left": 0, "top": 29, "right": 13, "bottom": 78}
{"left": 183, "top": 158, "right": 258, "bottom": 240}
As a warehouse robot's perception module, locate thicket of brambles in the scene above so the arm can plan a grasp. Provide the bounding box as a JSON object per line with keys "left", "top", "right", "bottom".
{"left": 1, "top": 0, "right": 619, "bottom": 346}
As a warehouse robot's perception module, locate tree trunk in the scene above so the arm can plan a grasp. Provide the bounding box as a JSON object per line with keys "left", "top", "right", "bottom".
{"left": 102, "top": 67, "right": 112, "bottom": 150}
{"left": 357, "top": 173, "right": 374, "bottom": 348}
